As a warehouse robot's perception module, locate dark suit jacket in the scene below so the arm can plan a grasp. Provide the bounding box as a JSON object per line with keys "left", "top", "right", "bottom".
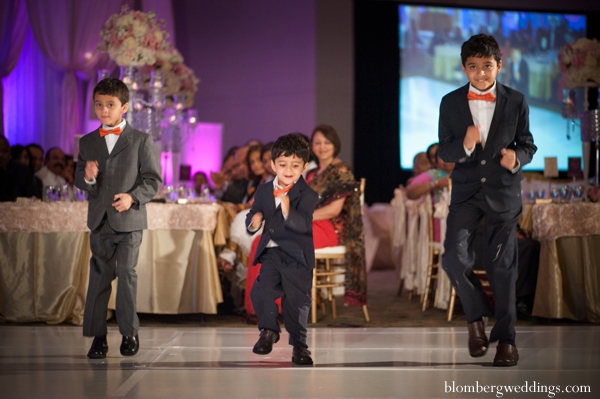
{"left": 438, "top": 82, "right": 537, "bottom": 212}
{"left": 74, "top": 124, "right": 162, "bottom": 232}
{"left": 246, "top": 177, "right": 318, "bottom": 269}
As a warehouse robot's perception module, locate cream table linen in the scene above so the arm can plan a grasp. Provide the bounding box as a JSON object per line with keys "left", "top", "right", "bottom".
{"left": 532, "top": 202, "right": 600, "bottom": 323}
{"left": 0, "top": 202, "right": 224, "bottom": 325}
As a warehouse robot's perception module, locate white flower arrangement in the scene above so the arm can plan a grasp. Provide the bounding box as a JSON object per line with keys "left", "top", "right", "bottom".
{"left": 558, "top": 37, "right": 600, "bottom": 88}
{"left": 98, "top": 6, "right": 170, "bottom": 66}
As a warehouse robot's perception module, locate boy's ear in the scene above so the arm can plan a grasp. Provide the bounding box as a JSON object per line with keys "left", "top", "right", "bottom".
{"left": 121, "top": 102, "right": 129, "bottom": 114}
{"left": 301, "top": 162, "right": 308, "bottom": 173}
{"left": 496, "top": 60, "right": 503, "bottom": 72}
{"left": 271, "top": 159, "right": 277, "bottom": 170}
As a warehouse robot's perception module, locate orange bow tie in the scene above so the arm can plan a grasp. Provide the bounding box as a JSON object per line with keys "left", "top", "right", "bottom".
{"left": 99, "top": 127, "right": 122, "bottom": 137}
{"left": 467, "top": 91, "right": 495, "bottom": 102}
{"left": 274, "top": 184, "right": 293, "bottom": 197}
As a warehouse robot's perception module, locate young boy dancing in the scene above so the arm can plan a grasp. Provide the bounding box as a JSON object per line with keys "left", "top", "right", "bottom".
{"left": 246, "top": 133, "right": 318, "bottom": 366}
{"left": 75, "top": 78, "right": 162, "bottom": 359}
{"left": 438, "top": 34, "right": 537, "bottom": 366}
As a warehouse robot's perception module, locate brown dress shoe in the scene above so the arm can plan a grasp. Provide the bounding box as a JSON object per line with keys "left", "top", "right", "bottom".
{"left": 467, "top": 319, "right": 489, "bottom": 357}
{"left": 292, "top": 346, "right": 313, "bottom": 366}
{"left": 252, "top": 329, "right": 280, "bottom": 355}
{"left": 493, "top": 343, "right": 519, "bottom": 367}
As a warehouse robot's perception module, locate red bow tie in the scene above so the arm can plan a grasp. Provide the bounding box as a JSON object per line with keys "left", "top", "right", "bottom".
{"left": 99, "top": 127, "right": 122, "bottom": 137}
{"left": 274, "top": 184, "right": 293, "bottom": 197}
{"left": 467, "top": 91, "right": 495, "bottom": 102}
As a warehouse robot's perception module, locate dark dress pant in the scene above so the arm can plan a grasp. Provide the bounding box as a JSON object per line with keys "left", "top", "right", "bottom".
{"left": 442, "top": 189, "right": 520, "bottom": 345}
{"left": 83, "top": 217, "right": 142, "bottom": 337}
{"left": 251, "top": 247, "right": 312, "bottom": 348}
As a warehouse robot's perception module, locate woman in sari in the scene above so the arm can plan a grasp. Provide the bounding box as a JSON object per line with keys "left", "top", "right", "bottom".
{"left": 306, "top": 125, "right": 367, "bottom": 307}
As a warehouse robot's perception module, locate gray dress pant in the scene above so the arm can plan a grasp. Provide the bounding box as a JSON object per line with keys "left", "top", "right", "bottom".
{"left": 83, "top": 217, "right": 142, "bottom": 337}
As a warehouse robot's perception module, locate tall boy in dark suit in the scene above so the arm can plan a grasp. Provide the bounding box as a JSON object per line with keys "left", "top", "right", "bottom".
{"left": 438, "top": 34, "right": 537, "bottom": 367}
{"left": 75, "top": 78, "right": 162, "bottom": 359}
{"left": 246, "top": 133, "right": 318, "bottom": 366}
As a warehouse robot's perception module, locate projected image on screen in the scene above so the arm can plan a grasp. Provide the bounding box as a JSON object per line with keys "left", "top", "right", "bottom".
{"left": 399, "top": 5, "right": 587, "bottom": 171}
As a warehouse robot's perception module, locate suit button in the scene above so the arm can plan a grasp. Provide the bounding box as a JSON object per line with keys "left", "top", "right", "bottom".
{"left": 269, "top": 228, "right": 274, "bottom": 233}
{"left": 481, "top": 177, "right": 486, "bottom": 183}
{"left": 481, "top": 160, "right": 486, "bottom": 165}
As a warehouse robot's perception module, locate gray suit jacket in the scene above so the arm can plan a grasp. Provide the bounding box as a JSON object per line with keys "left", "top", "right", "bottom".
{"left": 74, "top": 124, "right": 162, "bottom": 232}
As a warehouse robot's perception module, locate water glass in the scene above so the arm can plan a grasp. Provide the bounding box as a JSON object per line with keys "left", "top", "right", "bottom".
{"left": 550, "top": 187, "right": 560, "bottom": 202}
{"left": 45, "top": 186, "right": 61, "bottom": 202}
{"left": 74, "top": 187, "right": 88, "bottom": 201}
{"left": 571, "top": 185, "right": 584, "bottom": 202}
{"left": 536, "top": 189, "right": 545, "bottom": 199}
{"left": 558, "top": 185, "right": 570, "bottom": 203}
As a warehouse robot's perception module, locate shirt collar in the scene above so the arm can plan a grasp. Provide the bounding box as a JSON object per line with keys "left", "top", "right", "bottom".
{"left": 102, "top": 119, "right": 127, "bottom": 132}
{"left": 469, "top": 81, "right": 496, "bottom": 96}
{"left": 272, "top": 176, "right": 297, "bottom": 190}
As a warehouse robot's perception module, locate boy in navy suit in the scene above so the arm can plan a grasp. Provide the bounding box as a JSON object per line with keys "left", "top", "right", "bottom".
{"left": 246, "top": 133, "right": 318, "bottom": 366}
{"left": 75, "top": 78, "right": 162, "bottom": 359}
{"left": 438, "top": 34, "right": 537, "bottom": 367}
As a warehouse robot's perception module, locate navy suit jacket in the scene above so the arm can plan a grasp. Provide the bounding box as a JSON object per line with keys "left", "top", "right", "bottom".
{"left": 246, "top": 176, "right": 318, "bottom": 269}
{"left": 438, "top": 82, "right": 537, "bottom": 212}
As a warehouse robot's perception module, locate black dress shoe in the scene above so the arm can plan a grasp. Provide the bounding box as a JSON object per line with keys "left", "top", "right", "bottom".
{"left": 120, "top": 335, "right": 139, "bottom": 356}
{"left": 467, "top": 318, "right": 489, "bottom": 357}
{"left": 87, "top": 335, "right": 108, "bottom": 359}
{"left": 493, "top": 343, "right": 519, "bottom": 367}
{"left": 252, "top": 329, "right": 280, "bottom": 355}
{"left": 292, "top": 346, "right": 313, "bottom": 366}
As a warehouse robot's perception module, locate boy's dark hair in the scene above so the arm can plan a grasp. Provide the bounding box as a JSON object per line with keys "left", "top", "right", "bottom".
{"left": 271, "top": 133, "right": 310, "bottom": 164}
{"left": 460, "top": 34, "right": 502, "bottom": 65}
{"left": 93, "top": 78, "right": 129, "bottom": 105}
{"left": 311, "top": 124, "right": 341, "bottom": 157}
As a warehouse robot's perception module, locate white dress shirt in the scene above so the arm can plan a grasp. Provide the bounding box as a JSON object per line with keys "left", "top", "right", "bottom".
{"left": 465, "top": 81, "right": 496, "bottom": 153}
{"left": 464, "top": 81, "right": 519, "bottom": 173}
{"left": 85, "top": 119, "right": 127, "bottom": 185}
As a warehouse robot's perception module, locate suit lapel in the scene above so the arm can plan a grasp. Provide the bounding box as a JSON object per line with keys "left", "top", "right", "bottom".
{"left": 287, "top": 177, "right": 306, "bottom": 203}
{"left": 92, "top": 127, "right": 109, "bottom": 160}
{"left": 109, "top": 124, "right": 132, "bottom": 158}
{"left": 457, "top": 83, "right": 475, "bottom": 127}
{"left": 484, "top": 83, "right": 507, "bottom": 151}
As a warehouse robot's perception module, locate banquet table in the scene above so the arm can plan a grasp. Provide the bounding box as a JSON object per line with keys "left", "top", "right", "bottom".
{"left": 0, "top": 201, "right": 228, "bottom": 325}
{"left": 532, "top": 202, "right": 600, "bottom": 323}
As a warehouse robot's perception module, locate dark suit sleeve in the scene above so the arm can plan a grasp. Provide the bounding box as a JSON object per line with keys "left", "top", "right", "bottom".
{"left": 438, "top": 95, "right": 474, "bottom": 163}
{"left": 284, "top": 189, "right": 318, "bottom": 234}
{"left": 246, "top": 185, "right": 265, "bottom": 234}
{"left": 74, "top": 138, "right": 99, "bottom": 196}
{"left": 508, "top": 95, "right": 537, "bottom": 169}
{"left": 128, "top": 133, "right": 162, "bottom": 205}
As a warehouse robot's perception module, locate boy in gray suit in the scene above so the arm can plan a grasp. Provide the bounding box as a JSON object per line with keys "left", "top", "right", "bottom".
{"left": 75, "top": 78, "right": 162, "bottom": 359}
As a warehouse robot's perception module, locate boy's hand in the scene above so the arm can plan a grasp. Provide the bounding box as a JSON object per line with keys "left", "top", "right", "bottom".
{"left": 278, "top": 194, "right": 290, "bottom": 217}
{"left": 112, "top": 193, "right": 134, "bottom": 212}
{"left": 251, "top": 212, "right": 264, "bottom": 229}
{"left": 85, "top": 160, "right": 99, "bottom": 181}
{"left": 464, "top": 125, "right": 481, "bottom": 150}
{"left": 500, "top": 148, "right": 518, "bottom": 170}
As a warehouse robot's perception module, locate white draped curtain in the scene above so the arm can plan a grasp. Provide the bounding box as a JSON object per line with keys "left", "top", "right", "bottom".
{"left": 0, "top": 0, "right": 28, "bottom": 137}
{"left": 24, "top": 0, "right": 122, "bottom": 153}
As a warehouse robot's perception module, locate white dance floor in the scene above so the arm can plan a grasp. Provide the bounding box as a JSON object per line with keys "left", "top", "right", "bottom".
{"left": 1, "top": 325, "right": 598, "bottom": 398}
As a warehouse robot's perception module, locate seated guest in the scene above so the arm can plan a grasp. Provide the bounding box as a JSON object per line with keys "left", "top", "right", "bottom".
{"left": 193, "top": 171, "right": 213, "bottom": 197}
{"left": 260, "top": 142, "right": 276, "bottom": 180}
{"left": 306, "top": 124, "right": 367, "bottom": 306}
{"left": 426, "top": 142, "right": 439, "bottom": 169}
{"left": 36, "top": 146, "right": 66, "bottom": 189}
{"left": 406, "top": 152, "right": 431, "bottom": 185}
{"left": 222, "top": 145, "right": 250, "bottom": 204}
{"left": 0, "top": 136, "right": 38, "bottom": 201}
{"left": 405, "top": 153, "right": 454, "bottom": 242}
{"left": 211, "top": 146, "right": 237, "bottom": 199}
{"left": 10, "top": 145, "right": 30, "bottom": 167}
{"left": 62, "top": 154, "right": 75, "bottom": 185}
{"left": 242, "top": 144, "right": 274, "bottom": 205}
{"left": 26, "top": 143, "right": 44, "bottom": 174}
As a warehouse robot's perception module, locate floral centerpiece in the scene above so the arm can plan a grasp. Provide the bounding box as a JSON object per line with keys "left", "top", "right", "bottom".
{"left": 558, "top": 37, "right": 600, "bottom": 88}
{"left": 98, "top": 6, "right": 170, "bottom": 66}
